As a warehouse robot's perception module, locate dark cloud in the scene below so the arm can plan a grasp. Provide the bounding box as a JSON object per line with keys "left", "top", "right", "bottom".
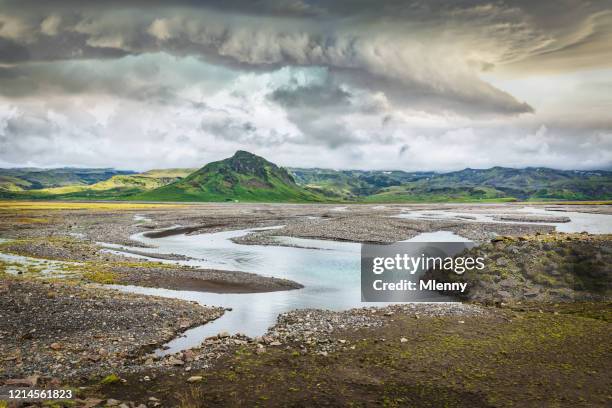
{"left": 270, "top": 83, "right": 351, "bottom": 108}
{"left": 0, "top": 37, "right": 29, "bottom": 62}
{"left": 5, "top": 0, "right": 609, "bottom": 115}
{"left": 0, "top": 0, "right": 610, "bottom": 170}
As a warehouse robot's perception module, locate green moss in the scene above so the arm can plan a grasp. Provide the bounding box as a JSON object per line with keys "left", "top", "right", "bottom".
{"left": 100, "top": 374, "right": 121, "bottom": 385}
{"left": 83, "top": 269, "right": 118, "bottom": 284}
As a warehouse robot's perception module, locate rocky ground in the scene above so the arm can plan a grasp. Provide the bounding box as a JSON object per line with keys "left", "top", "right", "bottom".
{"left": 0, "top": 201, "right": 610, "bottom": 406}
{"left": 425, "top": 232, "right": 612, "bottom": 304}
{"left": 71, "top": 302, "right": 611, "bottom": 407}
{"left": 0, "top": 279, "right": 224, "bottom": 381}
{"left": 0, "top": 234, "right": 302, "bottom": 294}
{"left": 232, "top": 214, "right": 556, "bottom": 247}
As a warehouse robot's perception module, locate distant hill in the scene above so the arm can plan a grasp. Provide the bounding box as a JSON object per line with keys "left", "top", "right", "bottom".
{"left": 289, "top": 168, "right": 435, "bottom": 200}
{"left": 0, "top": 168, "right": 135, "bottom": 192}
{"left": 0, "top": 169, "right": 194, "bottom": 199}
{"left": 1, "top": 154, "right": 610, "bottom": 202}
{"left": 361, "top": 167, "right": 612, "bottom": 202}
{"left": 132, "top": 151, "right": 324, "bottom": 202}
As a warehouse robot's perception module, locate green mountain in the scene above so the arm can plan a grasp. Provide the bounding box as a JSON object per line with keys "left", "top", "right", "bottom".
{"left": 1, "top": 154, "right": 610, "bottom": 202}
{"left": 0, "top": 168, "right": 134, "bottom": 192}
{"left": 362, "top": 167, "right": 612, "bottom": 202}
{"left": 132, "top": 151, "right": 324, "bottom": 202}
{"left": 0, "top": 169, "right": 194, "bottom": 200}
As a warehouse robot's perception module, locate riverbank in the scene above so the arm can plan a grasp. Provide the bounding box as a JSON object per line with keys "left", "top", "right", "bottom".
{"left": 65, "top": 301, "right": 611, "bottom": 407}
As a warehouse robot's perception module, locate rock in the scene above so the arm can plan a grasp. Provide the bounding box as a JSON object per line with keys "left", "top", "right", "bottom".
{"left": 269, "top": 341, "right": 282, "bottom": 346}
{"left": 105, "top": 399, "right": 120, "bottom": 407}
{"left": 400, "top": 337, "right": 408, "bottom": 343}
{"left": 4, "top": 377, "right": 36, "bottom": 386}
{"left": 218, "top": 331, "right": 230, "bottom": 338}
{"left": 255, "top": 347, "right": 266, "bottom": 354}
{"left": 167, "top": 356, "right": 184, "bottom": 366}
{"left": 498, "top": 290, "right": 512, "bottom": 300}
{"left": 50, "top": 342, "right": 62, "bottom": 351}
{"left": 87, "top": 353, "right": 101, "bottom": 362}
{"left": 183, "top": 350, "right": 195, "bottom": 362}
{"left": 496, "top": 258, "right": 509, "bottom": 267}
{"left": 186, "top": 376, "right": 203, "bottom": 383}
{"left": 118, "top": 404, "right": 129, "bottom": 408}
{"left": 26, "top": 375, "right": 40, "bottom": 386}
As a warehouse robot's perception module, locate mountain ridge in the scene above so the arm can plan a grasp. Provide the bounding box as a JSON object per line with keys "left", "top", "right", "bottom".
{"left": 1, "top": 152, "right": 611, "bottom": 202}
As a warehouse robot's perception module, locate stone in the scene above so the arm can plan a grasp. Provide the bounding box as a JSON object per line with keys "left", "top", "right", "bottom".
{"left": 50, "top": 342, "right": 62, "bottom": 350}
{"left": 167, "top": 356, "right": 184, "bottom": 366}
{"left": 496, "top": 258, "right": 509, "bottom": 267}
{"left": 186, "top": 376, "right": 203, "bottom": 383}
{"left": 400, "top": 337, "right": 408, "bottom": 343}
{"left": 183, "top": 350, "right": 195, "bottom": 362}
{"left": 4, "top": 378, "right": 36, "bottom": 386}
{"left": 105, "top": 399, "right": 120, "bottom": 407}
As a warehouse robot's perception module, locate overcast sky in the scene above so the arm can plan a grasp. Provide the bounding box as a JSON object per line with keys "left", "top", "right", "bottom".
{"left": 1, "top": 0, "right": 611, "bottom": 171}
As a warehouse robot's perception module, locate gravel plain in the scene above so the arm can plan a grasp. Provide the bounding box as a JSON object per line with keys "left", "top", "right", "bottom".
{"left": 0, "top": 201, "right": 609, "bottom": 386}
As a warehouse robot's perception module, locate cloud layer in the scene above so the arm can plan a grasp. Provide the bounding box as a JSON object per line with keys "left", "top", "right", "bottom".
{"left": 0, "top": 0, "right": 611, "bottom": 170}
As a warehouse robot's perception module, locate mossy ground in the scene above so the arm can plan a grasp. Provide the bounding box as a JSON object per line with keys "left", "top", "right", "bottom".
{"left": 84, "top": 303, "right": 611, "bottom": 407}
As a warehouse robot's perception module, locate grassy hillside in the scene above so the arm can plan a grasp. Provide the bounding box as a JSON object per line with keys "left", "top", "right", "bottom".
{"left": 0, "top": 168, "right": 134, "bottom": 192}
{"left": 364, "top": 167, "right": 612, "bottom": 202}
{"left": 290, "top": 167, "right": 612, "bottom": 202}
{"left": 1, "top": 157, "right": 610, "bottom": 203}
{"left": 289, "top": 168, "right": 434, "bottom": 200}
{"left": 133, "top": 151, "right": 325, "bottom": 202}
{"left": 0, "top": 169, "right": 194, "bottom": 200}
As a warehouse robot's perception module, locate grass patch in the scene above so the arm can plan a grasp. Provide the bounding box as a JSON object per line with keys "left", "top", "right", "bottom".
{"left": 100, "top": 374, "right": 121, "bottom": 385}
{"left": 83, "top": 269, "right": 118, "bottom": 284}
{"left": 0, "top": 201, "right": 187, "bottom": 210}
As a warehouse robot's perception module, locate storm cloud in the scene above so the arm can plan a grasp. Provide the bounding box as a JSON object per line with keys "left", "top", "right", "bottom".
{"left": 0, "top": 0, "right": 611, "bottom": 170}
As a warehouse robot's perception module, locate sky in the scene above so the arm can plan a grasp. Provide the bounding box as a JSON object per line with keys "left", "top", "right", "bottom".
{"left": 0, "top": 0, "right": 611, "bottom": 171}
